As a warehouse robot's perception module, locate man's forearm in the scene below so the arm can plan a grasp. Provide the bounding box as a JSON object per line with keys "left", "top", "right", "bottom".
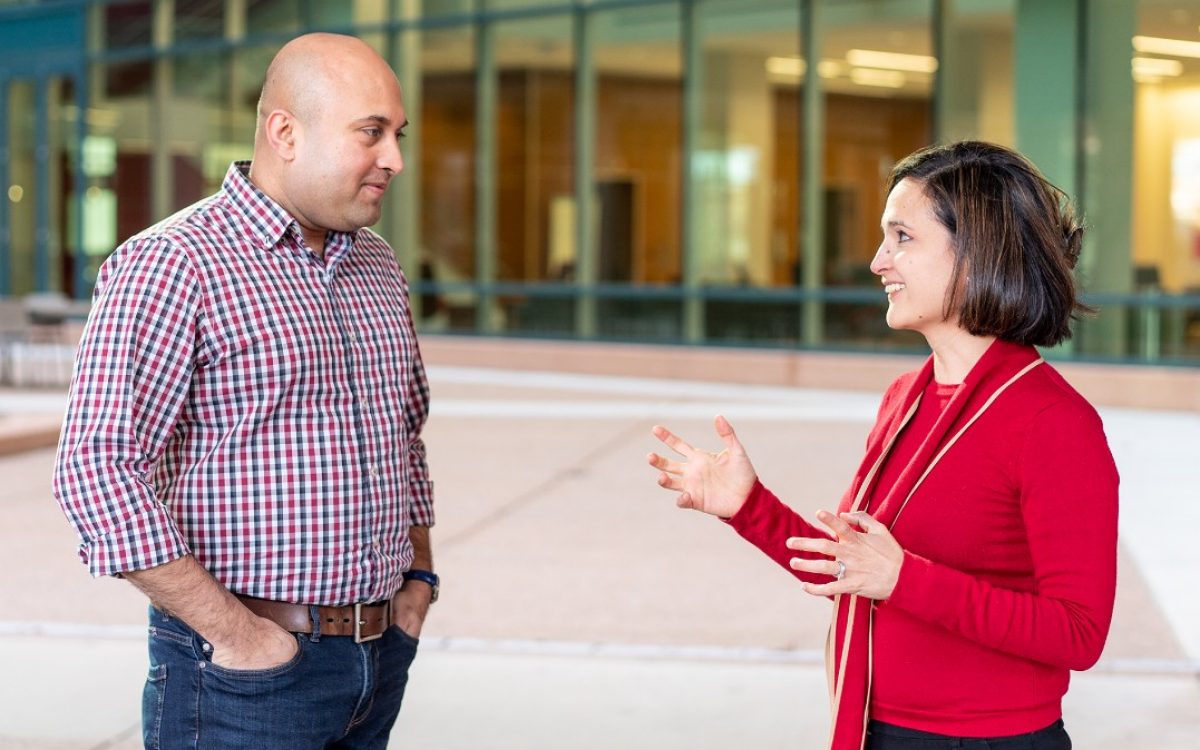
{"left": 408, "top": 526, "right": 433, "bottom": 572}
{"left": 125, "top": 555, "right": 263, "bottom": 647}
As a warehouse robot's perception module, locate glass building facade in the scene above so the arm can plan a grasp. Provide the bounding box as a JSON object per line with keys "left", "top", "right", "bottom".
{"left": 3, "top": 0, "right": 1200, "bottom": 364}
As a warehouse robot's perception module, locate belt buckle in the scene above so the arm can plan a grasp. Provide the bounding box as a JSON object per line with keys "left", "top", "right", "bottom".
{"left": 353, "top": 602, "right": 386, "bottom": 644}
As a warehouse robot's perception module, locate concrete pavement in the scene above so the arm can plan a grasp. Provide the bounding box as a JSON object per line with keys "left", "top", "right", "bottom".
{"left": 1, "top": 353, "right": 1198, "bottom": 749}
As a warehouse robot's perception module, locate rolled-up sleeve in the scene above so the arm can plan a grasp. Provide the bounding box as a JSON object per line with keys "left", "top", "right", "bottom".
{"left": 402, "top": 334, "right": 434, "bottom": 527}
{"left": 52, "top": 239, "right": 201, "bottom": 577}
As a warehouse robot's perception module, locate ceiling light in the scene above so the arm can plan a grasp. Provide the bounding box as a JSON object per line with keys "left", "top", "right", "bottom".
{"left": 766, "top": 56, "right": 805, "bottom": 77}
{"left": 1132, "top": 35, "right": 1200, "bottom": 59}
{"left": 766, "top": 57, "right": 845, "bottom": 80}
{"left": 1132, "top": 57, "right": 1183, "bottom": 77}
{"left": 845, "top": 49, "right": 937, "bottom": 73}
{"left": 850, "top": 68, "right": 906, "bottom": 88}
{"left": 817, "top": 61, "right": 844, "bottom": 79}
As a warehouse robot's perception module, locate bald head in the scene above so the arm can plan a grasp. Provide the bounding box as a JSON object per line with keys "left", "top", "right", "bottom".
{"left": 248, "top": 32, "right": 407, "bottom": 254}
{"left": 256, "top": 33, "right": 400, "bottom": 143}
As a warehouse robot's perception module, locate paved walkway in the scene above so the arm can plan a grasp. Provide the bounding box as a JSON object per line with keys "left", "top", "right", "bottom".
{"left": 1, "top": 363, "right": 1198, "bottom": 749}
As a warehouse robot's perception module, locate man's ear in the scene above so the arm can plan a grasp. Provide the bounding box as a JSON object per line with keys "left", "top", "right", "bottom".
{"left": 263, "top": 109, "right": 298, "bottom": 161}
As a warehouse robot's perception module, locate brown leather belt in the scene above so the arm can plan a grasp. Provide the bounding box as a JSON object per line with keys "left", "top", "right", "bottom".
{"left": 237, "top": 595, "right": 391, "bottom": 643}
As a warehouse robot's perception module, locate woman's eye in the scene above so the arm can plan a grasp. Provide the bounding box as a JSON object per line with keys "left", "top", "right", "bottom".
{"left": 897, "top": 230, "right": 911, "bottom": 242}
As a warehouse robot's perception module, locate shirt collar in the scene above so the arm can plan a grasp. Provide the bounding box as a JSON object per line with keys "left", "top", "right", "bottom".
{"left": 221, "top": 161, "right": 359, "bottom": 260}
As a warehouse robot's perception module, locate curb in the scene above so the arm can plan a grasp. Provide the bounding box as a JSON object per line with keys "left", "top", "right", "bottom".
{"left": 0, "top": 417, "right": 61, "bottom": 457}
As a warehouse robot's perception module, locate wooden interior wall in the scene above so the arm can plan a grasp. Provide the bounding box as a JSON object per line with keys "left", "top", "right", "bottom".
{"left": 596, "top": 74, "right": 682, "bottom": 285}
{"left": 421, "top": 72, "right": 478, "bottom": 277}
{"left": 772, "top": 90, "right": 932, "bottom": 286}
{"left": 415, "top": 71, "right": 930, "bottom": 287}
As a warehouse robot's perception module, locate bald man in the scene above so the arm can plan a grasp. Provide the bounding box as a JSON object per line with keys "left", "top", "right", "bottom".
{"left": 54, "top": 34, "right": 436, "bottom": 749}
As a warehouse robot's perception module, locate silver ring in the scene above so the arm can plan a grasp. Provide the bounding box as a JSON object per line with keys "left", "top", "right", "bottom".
{"left": 835, "top": 560, "right": 846, "bottom": 581}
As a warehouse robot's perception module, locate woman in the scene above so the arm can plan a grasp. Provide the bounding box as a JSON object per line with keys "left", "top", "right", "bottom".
{"left": 648, "top": 141, "right": 1118, "bottom": 750}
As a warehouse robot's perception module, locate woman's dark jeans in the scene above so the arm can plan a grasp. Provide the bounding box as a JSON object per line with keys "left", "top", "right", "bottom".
{"left": 866, "top": 719, "right": 1072, "bottom": 750}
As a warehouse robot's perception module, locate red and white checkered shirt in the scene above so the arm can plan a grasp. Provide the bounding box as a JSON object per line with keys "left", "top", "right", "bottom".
{"left": 53, "top": 162, "right": 434, "bottom": 606}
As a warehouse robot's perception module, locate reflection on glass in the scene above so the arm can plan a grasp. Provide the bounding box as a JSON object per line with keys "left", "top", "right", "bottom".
{"left": 104, "top": 1, "right": 152, "bottom": 49}
{"left": 494, "top": 15, "right": 575, "bottom": 284}
{"left": 820, "top": 0, "right": 934, "bottom": 290}
{"left": 247, "top": 0, "right": 301, "bottom": 35}
{"left": 175, "top": 0, "right": 225, "bottom": 41}
{"left": 1131, "top": 0, "right": 1200, "bottom": 359}
{"left": 174, "top": 52, "right": 233, "bottom": 211}
{"left": 694, "top": 0, "right": 798, "bottom": 290}
{"left": 7, "top": 81, "right": 35, "bottom": 294}
{"left": 419, "top": 27, "right": 477, "bottom": 331}
{"left": 96, "top": 61, "right": 152, "bottom": 249}
{"left": 594, "top": 2, "right": 682, "bottom": 287}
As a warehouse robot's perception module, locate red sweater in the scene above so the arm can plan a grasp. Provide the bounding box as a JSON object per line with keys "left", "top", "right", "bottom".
{"left": 728, "top": 341, "right": 1119, "bottom": 738}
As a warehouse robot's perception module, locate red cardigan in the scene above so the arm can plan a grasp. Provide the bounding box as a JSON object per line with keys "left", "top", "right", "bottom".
{"left": 728, "top": 340, "right": 1119, "bottom": 739}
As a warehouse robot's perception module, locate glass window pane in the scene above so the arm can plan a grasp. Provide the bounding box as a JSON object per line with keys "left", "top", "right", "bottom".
{"left": 95, "top": 61, "right": 153, "bottom": 251}
{"left": 247, "top": 0, "right": 301, "bottom": 36}
{"left": 1131, "top": 0, "right": 1200, "bottom": 360}
{"left": 420, "top": 26, "right": 478, "bottom": 331}
{"left": 104, "top": 1, "right": 152, "bottom": 49}
{"left": 596, "top": 2, "right": 682, "bottom": 286}
{"left": 820, "top": 0, "right": 934, "bottom": 289}
{"left": 175, "top": 0, "right": 226, "bottom": 42}
{"left": 938, "top": 0, "right": 1015, "bottom": 144}
{"left": 495, "top": 15, "right": 575, "bottom": 284}
{"left": 694, "top": 0, "right": 798, "bottom": 292}
{"left": 7, "top": 81, "right": 36, "bottom": 294}
{"left": 174, "top": 52, "right": 240, "bottom": 212}
{"left": 594, "top": 2, "right": 683, "bottom": 342}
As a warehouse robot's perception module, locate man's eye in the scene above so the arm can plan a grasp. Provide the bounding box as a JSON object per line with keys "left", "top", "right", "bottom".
{"left": 364, "top": 128, "right": 382, "bottom": 138}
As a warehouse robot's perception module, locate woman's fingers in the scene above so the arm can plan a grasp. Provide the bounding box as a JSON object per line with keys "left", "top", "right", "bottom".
{"left": 815, "top": 508, "right": 860, "bottom": 539}
{"left": 785, "top": 536, "right": 836, "bottom": 556}
{"left": 656, "top": 472, "right": 684, "bottom": 492}
{"left": 843, "top": 511, "right": 881, "bottom": 533}
{"left": 713, "top": 415, "right": 745, "bottom": 453}
{"left": 646, "top": 452, "right": 684, "bottom": 474}
{"left": 651, "top": 425, "right": 696, "bottom": 457}
{"left": 788, "top": 556, "right": 842, "bottom": 577}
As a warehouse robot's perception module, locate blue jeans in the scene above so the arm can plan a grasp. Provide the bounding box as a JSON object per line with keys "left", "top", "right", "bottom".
{"left": 143, "top": 606, "right": 419, "bottom": 750}
{"left": 866, "top": 720, "right": 1071, "bottom": 750}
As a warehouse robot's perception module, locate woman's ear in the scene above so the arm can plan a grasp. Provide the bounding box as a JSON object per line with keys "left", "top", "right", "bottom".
{"left": 262, "top": 109, "right": 298, "bottom": 161}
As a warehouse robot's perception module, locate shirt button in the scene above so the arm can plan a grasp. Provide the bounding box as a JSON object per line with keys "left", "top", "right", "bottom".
{"left": 368, "top": 465, "right": 379, "bottom": 478}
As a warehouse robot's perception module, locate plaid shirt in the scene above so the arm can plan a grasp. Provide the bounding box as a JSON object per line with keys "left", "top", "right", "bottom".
{"left": 53, "top": 162, "right": 434, "bottom": 606}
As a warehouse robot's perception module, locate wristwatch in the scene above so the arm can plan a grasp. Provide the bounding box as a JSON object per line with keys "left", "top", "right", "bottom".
{"left": 403, "top": 569, "right": 439, "bottom": 603}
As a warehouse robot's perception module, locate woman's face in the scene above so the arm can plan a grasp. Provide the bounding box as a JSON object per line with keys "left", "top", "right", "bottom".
{"left": 870, "top": 177, "right": 960, "bottom": 339}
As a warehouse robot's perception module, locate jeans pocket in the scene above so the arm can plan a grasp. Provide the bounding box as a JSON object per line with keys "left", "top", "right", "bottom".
{"left": 203, "top": 635, "right": 305, "bottom": 681}
{"left": 141, "top": 663, "right": 168, "bottom": 750}
{"left": 389, "top": 623, "right": 421, "bottom": 647}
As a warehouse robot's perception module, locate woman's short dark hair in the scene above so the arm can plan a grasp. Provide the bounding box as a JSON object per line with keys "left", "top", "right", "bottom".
{"left": 887, "top": 140, "right": 1089, "bottom": 347}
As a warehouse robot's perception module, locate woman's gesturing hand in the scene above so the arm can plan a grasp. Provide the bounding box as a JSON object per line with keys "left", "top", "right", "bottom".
{"left": 787, "top": 510, "right": 904, "bottom": 600}
{"left": 648, "top": 415, "right": 758, "bottom": 519}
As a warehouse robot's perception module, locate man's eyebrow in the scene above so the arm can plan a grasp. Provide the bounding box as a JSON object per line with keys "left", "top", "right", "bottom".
{"left": 354, "top": 115, "right": 410, "bottom": 130}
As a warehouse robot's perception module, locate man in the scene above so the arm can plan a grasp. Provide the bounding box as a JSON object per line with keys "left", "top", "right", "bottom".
{"left": 53, "top": 33, "right": 437, "bottom": 749}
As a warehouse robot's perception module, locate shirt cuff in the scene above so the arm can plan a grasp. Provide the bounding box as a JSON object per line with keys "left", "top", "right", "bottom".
{"left": 79, "top": 503, "right": 192, "bottom": 578}
{"left": 407, "top": 481, "right": 435, "bottom": 527}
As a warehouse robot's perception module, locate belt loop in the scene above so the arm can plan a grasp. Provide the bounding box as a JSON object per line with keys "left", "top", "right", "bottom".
{"left": 308, "top": 605, "right": 322, "bottom": 642}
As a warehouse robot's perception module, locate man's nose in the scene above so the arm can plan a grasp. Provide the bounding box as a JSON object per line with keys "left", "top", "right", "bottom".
{"left": 380, "top": 138, "right": 404, "bottom": 174}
